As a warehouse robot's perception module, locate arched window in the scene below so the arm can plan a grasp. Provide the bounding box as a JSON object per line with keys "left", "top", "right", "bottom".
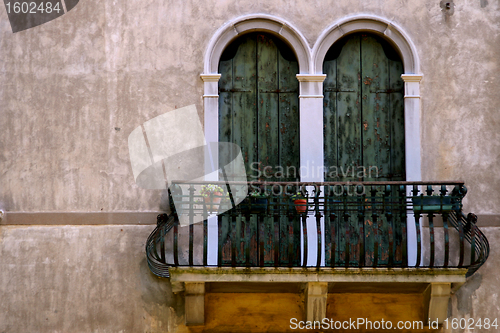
{"left": 218, "top": 32, "right": 300, "bottom": 181}
{"left": 323, "top": 32, "right": 405, "bottom": 266}
{"left": 323, "top": 32, "right": 405, "bottom": 181}
{"left": 217, "top": 32, "right": 301, "bottom": 266}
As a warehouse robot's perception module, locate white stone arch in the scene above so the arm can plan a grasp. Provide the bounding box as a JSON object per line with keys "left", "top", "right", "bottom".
{"left": 312, "top": 14, "right": 419, "bottom": 74}
{"left": 200, "top": 14, "right": 312, "bottom": 180}
{"left": 203, "top": 14, "right": 312, "bottom": 75}
{"left": 312, "top": 14, "right": 423, "bottom": 183}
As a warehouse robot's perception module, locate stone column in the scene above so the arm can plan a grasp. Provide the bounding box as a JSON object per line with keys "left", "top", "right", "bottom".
{"left": 296, "top": 74, "right": 326, "bottom": 182}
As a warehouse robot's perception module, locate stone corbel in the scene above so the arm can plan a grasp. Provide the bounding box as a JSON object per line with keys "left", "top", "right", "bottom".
{"left": 184, "top": 282, "right": 205, "bottom": 326}
{"left": 305, "top": 282, "right": 328, "bottom": 322}
{"left": 424, "top": 282, "right": 452, "bottom": 325}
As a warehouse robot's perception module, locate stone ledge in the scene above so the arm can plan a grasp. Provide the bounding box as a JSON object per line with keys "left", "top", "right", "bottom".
{"left": 0, "top": 212, "right": 161, "bottom": 225}
{"left": 170, "top": 267, "right": 468, "bottom": 284}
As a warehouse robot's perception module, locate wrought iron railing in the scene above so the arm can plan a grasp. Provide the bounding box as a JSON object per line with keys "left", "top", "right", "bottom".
{"left": 146, "top": 181, "right": 489, "bottom": 278}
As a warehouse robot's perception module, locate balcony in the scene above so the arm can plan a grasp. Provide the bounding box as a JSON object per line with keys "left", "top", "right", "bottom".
{"left": 145, "top": 181, "right": 489, "bottom": 326}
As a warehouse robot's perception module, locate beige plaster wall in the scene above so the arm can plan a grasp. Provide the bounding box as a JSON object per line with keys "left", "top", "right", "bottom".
{"left": 0, "top": 225, "right": 177, "bottom": 332}
{"left": 1, "top": 0, "right": 499, "bottom": 214}
{"left": 446, "top": 227, "right": 500, "bottom": 333}
{"left": 1, "top": 1, "right": 499, "bottom": 332}
{"left": 0, "top": 225, "right": 498, "bottom": 332}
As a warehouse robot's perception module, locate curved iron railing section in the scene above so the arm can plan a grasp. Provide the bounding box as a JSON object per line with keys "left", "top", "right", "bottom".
{"left": 146, "top": 213, "right": 175, "bottom": 278}
{"left": 146, "top": 181, "right": 489, "bottom": 278}
{"left": 448, "top": 212, "right": 489, "bottom": 277}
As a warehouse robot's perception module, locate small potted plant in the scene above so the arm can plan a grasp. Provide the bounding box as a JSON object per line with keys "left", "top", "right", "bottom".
{"left": 240, "top": 189, "right": 270, "bottom": 214}
{"left": 291, "top": 192, "right": 308, "bottom": 214}
{"left": 199, "top": 184, "right": 225, "bottom": 213}
{"left": 412, "top": 194, "right": 453, "bottom": 213}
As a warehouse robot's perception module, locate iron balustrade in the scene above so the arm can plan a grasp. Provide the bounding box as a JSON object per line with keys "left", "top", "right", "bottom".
{"left": 146, "top": 181, "right": 489, "bottom": 278}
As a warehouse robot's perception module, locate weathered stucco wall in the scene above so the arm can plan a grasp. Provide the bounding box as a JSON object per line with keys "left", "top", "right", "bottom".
{"left": 446, "top": 227, "right": 500, "bottom": 333}
{"left": 1, "top": 0, "right": 500, "bottom": 213}
{"left": 0, "top": 225, "right": 498, "bottom": 332}
{"left": 1, "top": 0, "right": 500, "bottom": 332}
{"left": 0, "top": 225, "right": 178, "bottom": 332}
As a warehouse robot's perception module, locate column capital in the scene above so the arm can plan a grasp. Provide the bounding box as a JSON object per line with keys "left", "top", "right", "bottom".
{"left": 296, "top": 74, "right": 327, "bottom": 82}
{"left": 201, "top": 74, "right": 221, "bottom": 98}
{"left": 200, "top": 73, "right": 222, "bottom": 82}
{"left": 401, "top": 74, "right": 423, "bottom": 83}
{"left": 401, "top": 74, "right": 423, "bottom": 99}
{"left": 297, "top": 74, "right": 327, "bottom": 99}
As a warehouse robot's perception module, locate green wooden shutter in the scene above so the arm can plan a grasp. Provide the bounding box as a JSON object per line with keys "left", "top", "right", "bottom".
{"left": 323, "top": 33, "right": 405, "bottom": 267}
{"left": 218, "top": 33, "right": 301, "bottom": 266}
{"left": 324, "top": 33, "right": 405, "bottom": 181}
{"left": 219, "top": 33, "right": 300, "bottom": 181}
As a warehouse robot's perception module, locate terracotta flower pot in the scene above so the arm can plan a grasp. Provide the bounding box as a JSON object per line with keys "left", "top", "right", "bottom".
{"left": 204, "top": 192, "right": 223, "bottom": 212}
{"left": 293, "top": 199, "right": 307, "bottom": 213}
